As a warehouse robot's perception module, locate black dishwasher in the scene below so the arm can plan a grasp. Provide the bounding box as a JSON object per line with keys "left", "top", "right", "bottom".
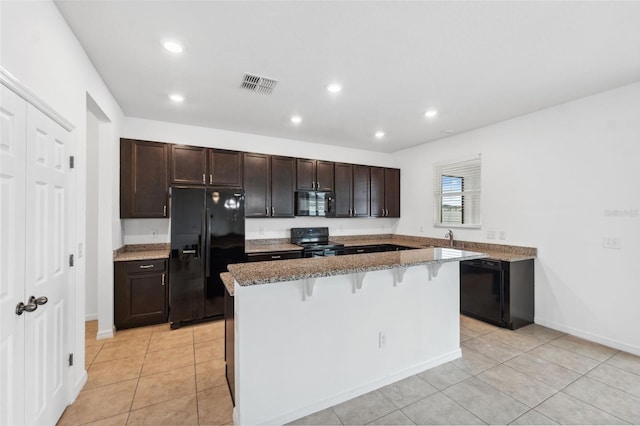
{"left": 460, "top": 258, "right": 534, "bottom": 330}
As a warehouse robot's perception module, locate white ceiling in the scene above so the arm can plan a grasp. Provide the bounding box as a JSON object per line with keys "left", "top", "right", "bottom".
{"left": 55, "top": 1, "right": 640, "bottom": 153}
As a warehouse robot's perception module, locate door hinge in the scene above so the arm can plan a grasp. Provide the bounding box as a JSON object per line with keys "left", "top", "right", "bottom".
{"left": 68, "top": 353, "right": 74, "bottom": 366}
{"left": 69, "top": 254, "right": 74, "bottom": 267}
{"left": 69, "top": 156, "right": 75, "bottom": 169}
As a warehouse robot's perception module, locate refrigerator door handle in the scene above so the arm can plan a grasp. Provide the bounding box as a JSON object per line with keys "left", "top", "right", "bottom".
{"left": 205, "top": 207, "right": 211, "bottom": 278}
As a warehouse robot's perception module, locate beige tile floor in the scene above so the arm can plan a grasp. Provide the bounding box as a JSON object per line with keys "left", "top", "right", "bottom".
{"left": 59, "top": 317, "right": 640, "bottom": 425}
{"left": 58, "top": 319, "right": 232, "bottom": 426}
{"left": 291, "top": 316, "right": 640, "bottom": 425}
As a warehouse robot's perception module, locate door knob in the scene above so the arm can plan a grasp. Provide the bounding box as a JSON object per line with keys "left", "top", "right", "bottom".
{"left": 15, "top": 301, "right": 37, "bottom": 315}
{"left": 29, "top": 296, "right": 48, "bottom": 306}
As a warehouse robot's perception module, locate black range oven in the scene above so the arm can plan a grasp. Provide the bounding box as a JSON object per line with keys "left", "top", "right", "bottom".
{"left": 291, "top": 227, "right": 345, "bottom": 257}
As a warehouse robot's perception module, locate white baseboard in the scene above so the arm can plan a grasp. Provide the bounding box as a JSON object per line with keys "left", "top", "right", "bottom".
{"left": 535, "top": 318, "right": 640, "bottom": 356}
{"left": 96, "top": 325, "right": 115, "bottom": 340}
{"left": 85, "top": 313, "right": 98, "bottom": 321}
{"left": 254, "top": 349, "right": 462, "bottom": 426}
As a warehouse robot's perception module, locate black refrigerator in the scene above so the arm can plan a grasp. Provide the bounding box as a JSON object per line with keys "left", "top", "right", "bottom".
{"left": 169, "top": 187, "right": 245, "bottom": 329}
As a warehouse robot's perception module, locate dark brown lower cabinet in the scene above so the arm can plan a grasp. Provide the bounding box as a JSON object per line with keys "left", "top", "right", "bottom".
{"left": 114, "top": 259, "right": 168, "bottom": 329}
{"left": 247, "top": 251, "right": 302, "bottom": 262}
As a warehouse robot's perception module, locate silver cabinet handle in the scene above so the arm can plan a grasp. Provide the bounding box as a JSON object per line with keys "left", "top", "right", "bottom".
{"left": 356, "top": 249, "right": 364, "bottom": 253}
{"left": 271, "top": 255, "right": 281, "bottom": 259}
{"left": 209, "top": 174, "right": 213, "bottom": 185}
{"left": 161, "top": 273, "right": 165, "bottom": 286}
{"left": 182, "top": 249, "right": 196, "bottom": 254}
{"left": 266, "top": 207, "right": 269, "bottom": 215}
{"left": 316, "top": 181, "right": 320, "bottom": 190}
{"left": 312, "top": 181, "right": 315, "bottom": 189}
{"left": 202, "top": 173, "right": 206, "bottom": 183}
{"left": 354, "top": 209, "right": 357, "bottom": 216}
{"left": 140, "top": 264, "right": 154, "bottom": 269}
{"left": 271, "top": 207, "right": 275, "bottom": 215}
{"left": 163, "top": 205, "right": 167, "bottom": 217}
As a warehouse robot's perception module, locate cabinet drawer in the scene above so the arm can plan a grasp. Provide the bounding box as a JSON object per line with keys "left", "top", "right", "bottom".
{"left": 344, "top": 245, "right": 378, "bottom": 255}
{"left": 125, "top": 259, "right": 167, "bottom": 274}
{"left": 247, "top": 251, "right": 302, "bottom": 262}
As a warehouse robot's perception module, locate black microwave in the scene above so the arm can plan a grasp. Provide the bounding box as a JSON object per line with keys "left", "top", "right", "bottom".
{"left": 295, "top": 191, "right": 336, "bottom": 217}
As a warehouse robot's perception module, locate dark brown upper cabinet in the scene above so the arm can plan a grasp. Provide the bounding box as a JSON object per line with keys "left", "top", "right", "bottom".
{"left": 209, "top": 149, "right": 243, "bottom": 187}
{"left": 371, "top": 167, "right": 400, "bottom": 218}
{"left": 334, "top": 163, "right": 370, "bottom": 217}
{"left": 171, "top": 145, "right": 207, "bottom": 185}
{"left": 296, "top": 159, "right": 334, "bottom": 191}
{"left": 120, "top": 139, "right": 169, "bottom": 218}
{"left": 171, "top": 145, "right": 243, "bottom": 187}
{"left": 270, "top": 156, "right": 296, "bottom": 217}
{"left": 244, "top": 153, "right": 295, "bottom": 218}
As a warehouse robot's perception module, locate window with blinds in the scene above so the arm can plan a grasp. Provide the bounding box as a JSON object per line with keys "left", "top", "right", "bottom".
{"left": 433, "top": 156, "right": 481, "bottom": 227}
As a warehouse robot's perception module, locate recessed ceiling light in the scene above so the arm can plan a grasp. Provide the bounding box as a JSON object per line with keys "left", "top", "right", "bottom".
{"left": 290, "top": 115, "right": 302, "bottom": 124}
{"left": 375, "top": 131, "right": 385, "bottom": 139}
{"left": 162, "top": 40, "right": 184, "bottom": 53}
{"left": 169, "top": 94, "right": 184, "bottom": 102}
{"left": 327, "top": 83, "right": 342, "bottom": 93}
{"left": 424, "top": 109, "right": 438, "bottom": 118}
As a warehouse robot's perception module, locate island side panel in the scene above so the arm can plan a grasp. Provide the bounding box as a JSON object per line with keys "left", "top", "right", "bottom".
{"left": 233, "top": 261, "right": 461, "bottom": 425}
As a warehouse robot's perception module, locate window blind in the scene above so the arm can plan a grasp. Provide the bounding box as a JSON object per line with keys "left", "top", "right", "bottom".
{"left": 433, "top": 156, "right": 481, "bottom": 227}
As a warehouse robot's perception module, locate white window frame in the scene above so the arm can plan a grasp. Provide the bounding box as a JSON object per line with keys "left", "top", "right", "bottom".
{"left": 433, "top": 155, "right": 481, "bottom": 229}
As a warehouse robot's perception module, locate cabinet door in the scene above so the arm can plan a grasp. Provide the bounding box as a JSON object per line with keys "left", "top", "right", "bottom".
{"left": 209, "top": 149, "right": 243, "bottom": 187}
{"left": 296, "top": 158, "right": 315, "bottom": 190}
{"left": 120, "top": 139, "right": 169, "bottom": 218}
{"left": 334, "top": 163, "right": 353, "bottom": 217}
{"left": 270, "top": 156, "right": 296, "bottom": 217}
{"left": 316, "top": 161, "right": 334, "bottom": 191}
{"left": 171, "top": 145, "right": 207, "bottom": 185}
{"left": 385, "top": 168, "right": 400, "bottom": 217}
{"left": 370, "top": 166, "right": 385, "bottom": 217}
{"left": 353, "top": 165, "right": 370, "bottom": 217}
{"left": 244, "top": 153, "right": 270, "bottom": 217}
{"left": 114, "top": 260, "right": 168, "bottom": 329}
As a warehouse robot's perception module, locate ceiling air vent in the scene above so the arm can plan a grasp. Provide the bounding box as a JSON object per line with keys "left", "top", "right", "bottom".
{"left": 240, "top": 73, "right": 278, "bottom": 95}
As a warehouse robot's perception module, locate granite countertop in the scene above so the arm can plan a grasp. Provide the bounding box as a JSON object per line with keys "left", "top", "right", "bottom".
{"left": 220, "top": 272, "right": 235, "bottom": 296}
{"left": 245, "top": 235, "right": 536, "bottom": 262}
{"left": 228, "top": 247, "right": 486, "bottom": 286}
{"left": 113, "top": 243, "right": 171, "bottom": 262}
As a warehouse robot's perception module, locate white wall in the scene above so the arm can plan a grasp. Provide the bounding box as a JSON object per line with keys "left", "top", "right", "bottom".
{"left": 1, "top": 0, "right": 125, "bottom": 398}
{"left": 234, "top": 262, "right": 461, "bottom": 425}
{"left": 85, "top": 110, "right": 99, "bottom": 320}
{"left": 122, "top": 117, "right": 399, "bottom": 241}
{"left": 395, "top": 82, "right": 640, "bottom": 354}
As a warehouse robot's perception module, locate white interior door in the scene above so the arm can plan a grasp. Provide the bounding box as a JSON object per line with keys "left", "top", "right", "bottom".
{"left": 0, "top": 82, "right": 27, "bottom": 426}
{"left": 24, "top": 103, "right": 71, "bottom": 425}
{"left": 0, "top": 84, "right": 72, "bottom": 425}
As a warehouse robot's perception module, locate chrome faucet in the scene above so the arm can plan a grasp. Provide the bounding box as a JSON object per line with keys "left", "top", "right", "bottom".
{"left": 445, "top": 229, "right": 454, "bottom": 247}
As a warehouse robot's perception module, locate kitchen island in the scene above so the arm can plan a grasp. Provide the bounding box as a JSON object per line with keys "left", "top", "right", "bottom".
{"left": 226, "top": 248, "right": 485, "bottom": 425}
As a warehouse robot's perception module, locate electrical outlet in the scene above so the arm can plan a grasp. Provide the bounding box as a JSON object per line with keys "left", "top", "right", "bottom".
{"left": 378, "top": 331, "right": 387, "bottom": 348}
{"left": 487, "top": 230, "right": 496, "bottom": 240}
{"left": 420, "top": 225, "right": 424, "bottom": 233}
{"left": 499, "top": 231, "right": 506, "bottom": 240}
{"left": 78, "top": 243, "right": 83, "bottom": 258}
{"left": 151, "top": 229, "right": 158, "bottom": 239}
{"left": 603, "top": 237, "right": 621, "bottom": 250}
{"left": 258, "top": 226, "right": 264, "bottom": 236}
